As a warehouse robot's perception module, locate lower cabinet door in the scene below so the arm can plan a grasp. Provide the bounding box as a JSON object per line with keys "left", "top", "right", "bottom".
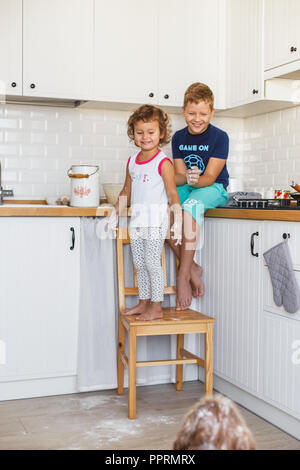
{"left": 200, "top": 218, "right": 262, "bottom": 394}
{"left": 0, "top": 217, "right": 80, "bottom": 389}
{"left": 259, "top": 311, "right": 300, "bottom": 419}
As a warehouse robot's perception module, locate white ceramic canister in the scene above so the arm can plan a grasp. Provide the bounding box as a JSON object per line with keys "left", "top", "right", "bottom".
{"left": 67, "top": 165, "right": 100, "bottom": 207}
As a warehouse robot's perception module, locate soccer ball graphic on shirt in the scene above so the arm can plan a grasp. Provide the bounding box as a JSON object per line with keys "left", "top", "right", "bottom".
{"left": 184, "top": 154, "right": 205, "bottom": 173}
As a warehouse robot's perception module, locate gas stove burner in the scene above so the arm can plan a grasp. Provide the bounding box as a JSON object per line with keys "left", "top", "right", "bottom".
{"left": 236, "top": 198, "right": 300, "bottom": 209}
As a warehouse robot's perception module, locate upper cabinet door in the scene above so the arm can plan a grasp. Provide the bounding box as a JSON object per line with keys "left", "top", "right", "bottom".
{"left": 23, "top": 0, "right": 93, "bottom": 100}
{"left": 158, "top": 0, "right": 222, "bottom": 108}
{"left": 225, "top": 0, "right": 263, "bottom": 108}
{"left": 94, "top": 0, "right": 158, "bottom": 105}
{"left": 0, "top": 0, "right": 22, "bottom": 96}
{"left": 264, "top": 0, "right": 300, "bottom": 70}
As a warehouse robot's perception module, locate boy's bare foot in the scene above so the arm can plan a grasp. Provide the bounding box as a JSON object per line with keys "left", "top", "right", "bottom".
{"left": 121, "top": 300, "right": 150, "bottom": 316}
{"left": 176, "top": 275, "right": 192, "bottom": 310}
{"left": 190, "top": 262, "right": 205, "bottom": 298}
{"left": 136, "top": 303, "right": 164, "bottom": 321}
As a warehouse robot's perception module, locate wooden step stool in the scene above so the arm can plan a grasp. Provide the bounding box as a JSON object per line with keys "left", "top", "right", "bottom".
{"left": 116, "top": 227, "right": 216, "bottom": 419}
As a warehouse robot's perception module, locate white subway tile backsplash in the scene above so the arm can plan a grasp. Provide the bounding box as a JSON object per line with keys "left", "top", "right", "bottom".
{"left": 81, "top": 134, "right": 105, "bottom": 147}
{"left": 295, "top": 160, "right": 300, "bottom": 172}
{"left": 20, "top": 144, "right": 45, "bottom": 157}
{"left": 30, "top": 132, "right": 57, "bottom": 145}
{"left": 105, "top": 134, "right": 130, "bottom": 148}
{"left": 288, "top": 146, "right": 300, "bottom": 159}
{"left": 20, "top": 119, "right": 46, "bottom": 131}
{"left": 2, "top": 170, "right": 18, "bottom": 182}
{"left": 0, "top": 118, "right": 19, "bottom": 129}
{"left": 70, "top": 146, "right": 93, "bottom": 159}
{"left": 0, "top": 101, "right": 299, "bottom": 198}
{"left": 45, "top": 171, "right": 68, "bottom": 184}
{"left": 5, "top": 131, "right": 31, "bottom": 144}
{"left": 30, "top": 157, "right": 57, "bottom": 170}
{"left": 19, "top": 170, "right": 46, "bottom": 183}
{"left": 5, "top": 157, "right": 31, "bottom": 170}
{"left": 46, "top": 119, "right": 70, "bottom": 133}
{"left": 94, "top": 121, "right": 119, "bottom": 135}
{"left": 260, "top": 149, "right": 274, "bottom": 161}
{"left": 0, "top": 144, "right": 19, "bottom": 155}
{"left": 70, "top": 119, "right": 93, "bottom": 134}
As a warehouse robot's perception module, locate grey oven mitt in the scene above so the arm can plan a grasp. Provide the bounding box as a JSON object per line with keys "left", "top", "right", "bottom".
{"left": 263, "top": 241, "right": 300, "bottom": 314}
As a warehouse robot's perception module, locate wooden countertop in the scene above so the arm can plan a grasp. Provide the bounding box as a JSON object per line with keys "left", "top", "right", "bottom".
{"left": 1, "top": 201, "right": 300, "bottom": 221}
{"left": 205, "top": 207, "right": 300, "bottom": 222}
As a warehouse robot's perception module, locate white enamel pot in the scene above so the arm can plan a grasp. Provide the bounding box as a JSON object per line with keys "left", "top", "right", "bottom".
{"left": 67, "top": 165, "right": 100, "bottom": 207}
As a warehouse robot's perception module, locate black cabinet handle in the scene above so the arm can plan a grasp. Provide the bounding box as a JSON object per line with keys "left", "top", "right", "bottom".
{"left": 149, "top": 92, "right": 154, "bottom": 97}
{"left": 11, "top": 82, "right": 17, "bottom": 88}
{"left": 70, "top": 227, "right": 75, "bottom": 250}
{"left": 252, "top": 89, "right": 259, "bottom": 94}
{"left": 30, "top": 83, "right": 36, "bottom": 89}
{"left": 290, "top": 46, "right": 297, "bottom": 52}
{"left": 164, "top": 94, "right": 169, "bottom": 99}
{"left": 283, "top": 233, "right": 290, "bottom": 240}
{"left": 250, "top": 232, "right": 259, "bottom": 257}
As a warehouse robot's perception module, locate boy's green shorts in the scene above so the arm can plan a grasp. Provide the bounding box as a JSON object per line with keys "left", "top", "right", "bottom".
{"left": 176, "top": 182, "right": 228, "bottom": 226}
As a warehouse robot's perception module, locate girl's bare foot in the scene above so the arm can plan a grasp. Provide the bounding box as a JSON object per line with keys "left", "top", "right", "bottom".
{"left": 121, "top": 299, "right": 150, "bottom": 316}
{"left": 176, "top": 275, "right": 192, "bottom": 310}
{"left": 136, "top": 303, "right": 164, "bottom": 321}
{"left": 190, "top": 262, "right": 205, "bottom": 298}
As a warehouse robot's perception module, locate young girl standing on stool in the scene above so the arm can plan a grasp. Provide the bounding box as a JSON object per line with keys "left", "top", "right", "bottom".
{"left": 108, "top": 105, "right": 182, "bottom": 321}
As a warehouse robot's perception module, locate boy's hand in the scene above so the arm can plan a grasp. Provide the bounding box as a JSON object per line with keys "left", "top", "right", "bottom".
{"left": 186, "top": 166, "right": 200, "bottom": 186}
{"left": 170, "top": 220, "right": 182, "bottom": 246}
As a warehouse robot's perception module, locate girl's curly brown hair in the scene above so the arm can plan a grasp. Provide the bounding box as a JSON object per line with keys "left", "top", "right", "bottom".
{"left": 127, "top": 104, "right": 172, "bottom": 147}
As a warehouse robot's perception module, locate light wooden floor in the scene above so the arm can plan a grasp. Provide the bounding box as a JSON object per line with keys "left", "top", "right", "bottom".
{"left": 0, "top": 381, "right": 299, "bottom": 450}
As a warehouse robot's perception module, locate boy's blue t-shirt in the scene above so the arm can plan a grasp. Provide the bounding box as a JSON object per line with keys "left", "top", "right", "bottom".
{"left": 172, "top": 124, "right": 229, "bottom": 189}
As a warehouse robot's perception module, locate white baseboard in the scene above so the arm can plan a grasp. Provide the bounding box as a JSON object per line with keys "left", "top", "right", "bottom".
{"left": 0, "top": 375, "right": 78, "bottom": 401}
{"left": 213, "top": 375, "right": 300, "bottom": 441}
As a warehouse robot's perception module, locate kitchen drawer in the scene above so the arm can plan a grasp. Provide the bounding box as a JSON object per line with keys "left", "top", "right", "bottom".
{"left": 262, "top": 221, "right": 300, "bottom": 271}
{"left": 263, "top": 266, "right": 300, "bottom": 321}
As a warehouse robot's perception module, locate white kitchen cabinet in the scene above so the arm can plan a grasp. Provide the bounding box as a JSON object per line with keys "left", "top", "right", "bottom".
{"left": 157, "top": 0, "right": 222, "bottom": 108}
{"left": 264, "top": 0, "right": 300, "bottom": 71}
{"left": 199, "top": 218, "right": 262, "bottom": 394}
{"left": 225, "top": 0, "right": 263, "bottom": 108}
{"left": 262, "top": 220, "right": 300, "bottom": 271}
{"left": 22, "top": 0, "right": 93, "bottom": 100}
{"left": 94, "top": 0, "right": 223, "bottom": 108}
{"left": 201, "top": 216, "right": 300, "bottom": 432}
{"left": 259, "top": 312, "right": 300, "bottom": 418}
{"left": 0, "top": 218, "right": 80, "bottom": 400}
{"left": 94, "top": 0, "right": 158, "bottom": 105}
{"left": 0, "top": 0, "right": 22, "bottom": 96}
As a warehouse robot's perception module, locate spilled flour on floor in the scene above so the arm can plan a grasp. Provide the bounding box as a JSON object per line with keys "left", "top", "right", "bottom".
{"left": 70, "top": 394, "right": 126, "bottom": 411}
{"left": 81, "top": 413, "right": 178, "bottom": 447}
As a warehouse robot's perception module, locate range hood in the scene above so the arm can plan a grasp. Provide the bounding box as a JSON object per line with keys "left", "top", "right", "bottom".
{"left": 1, "top": 95, "right": 88, "bottom": 108}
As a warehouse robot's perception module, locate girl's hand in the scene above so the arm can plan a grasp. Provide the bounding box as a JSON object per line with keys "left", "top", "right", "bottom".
{"left": 107, "top": 211, "right": 119, "bottom": 237}
{"left": 170, "top": 220, "right": 182, "bottom": 246}
{"left": 186, "top": 166, "right": 200, "bottom": 186}
{"left": 96, "top": 212, "right": 118, "bottom": 240}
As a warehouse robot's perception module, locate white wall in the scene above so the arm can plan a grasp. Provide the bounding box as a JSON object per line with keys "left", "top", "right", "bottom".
{"left": 0, "top": 103, "right": 243, "bottom": 199}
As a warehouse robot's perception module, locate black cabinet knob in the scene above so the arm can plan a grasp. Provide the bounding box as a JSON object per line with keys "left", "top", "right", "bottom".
{"left": 252, "top": 89, "right": 259, "bottom": 94}
{"left": 290, "top": 46, "right": 297, "bottom": 52}
{"left": 11, "top": 82, "right": 17, "bottom": 88}
{"left": 148, "top": 92, "right": 154, "bottom": 98}
{"left": 30, "top": 83, "right": 36, "bottom": 89}
{"left": 164, "top": 94, "right": 169, "bottom": 99}
{"left": 282, "top": 233, "right": 290, "bottom": 239}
